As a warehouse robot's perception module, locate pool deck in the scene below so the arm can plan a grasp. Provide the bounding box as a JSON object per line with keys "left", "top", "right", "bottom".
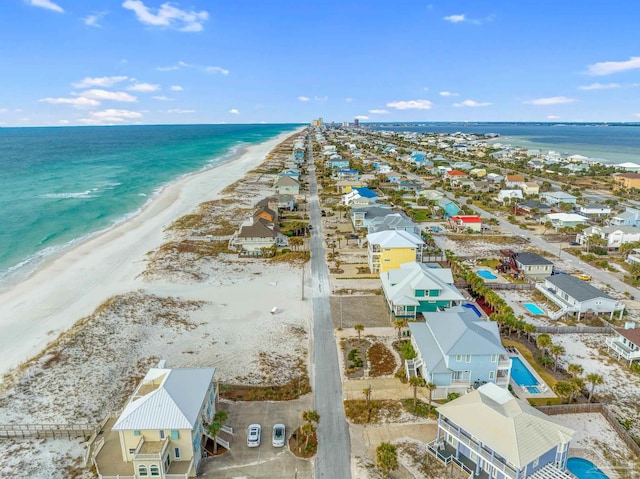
{"left": 506, "top": 347, "right": 557, "bottom": 400}
{"left": 522, "top": 302, "right": 546, "bottom": 316}
{"left": 474, "top": 267, "right": 509, "bottom": 283}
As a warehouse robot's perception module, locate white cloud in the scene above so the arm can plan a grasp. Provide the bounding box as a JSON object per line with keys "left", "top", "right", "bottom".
{"left": 345, "top": 98, "right": 353, "bottom": 102}
{"left": 79, "top": 109, "right": 143, "bottom": 124}
{"left": 205, "top": 66, "right": 230, "bottom": 75}
{"left": 59, "top": 119, "right": 70, "bottom": 124}
{"left": 524, "top": 96, "right": 576, "bottom": 106}
{"left": 167, "top": 109, "right": 195, "bottom": 113}
{"left": 578, "top": 82, "right": 621, "bottom": 90}
{"left": 122, "top": 0, "right": 209, "bottom": 32}
{"left": 229, "top": 108, "right": 239, "bottom": 115}
{"left": 444, "top": 14, "right": 465, "bottom": 23}
{"left": 0, "top": 108, "right": 7, "bottom": 113}
{"left": 298, "top": 96, "right": 310, "bottom": 102}
{"left": 127, "top": 82, "right": 160, "bottom": 92}
{"left": 587, "top": 56, "right": 640, "bottom": 76}
{"left": 453, "top": 99, "right": 492, "bottom": 107}
{"left": 157, "top": 65, "right": 180, "bottom": 71}
{"left": 314, "top": 96, "right": 328, "bottom": 101}
{"left": 76, "top": 89, "right": 137, "bottom": 102}
{"left": 84, "top": 12, "right": 106, "bottom": 27}
{"left": 355, "top": 115, "right": 369, "bottom": 120}
{"left": 439, "top": 91, "right": 459, "bottom": 97}
{"left": 152, "top": 96, "right": 173, "bottom": 101}
{"left": 547, "top": 115, "right": 560, "bottom": 120}
{"left": 635, "top": 113, "right": 640, "bottom": 118}
{"left": 170, "top": 85, "right": 183, "bottom": 91}
{"left": 72, "top": 76, "right": 128, "bottom": 88}
{"left": 386, "top": 99, "right": 433, "bottom": 110}
{"left": 39, "top": 97, "right": 100, "bottom": 108}
{"left": 28, "top": 0, "right": 63, "bottom": 13}
{"left": 369, "top": 109, "right": 390, "bottom": 114}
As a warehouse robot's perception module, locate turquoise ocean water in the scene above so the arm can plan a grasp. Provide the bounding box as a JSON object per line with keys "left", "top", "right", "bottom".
{"left": 367, "top": 122, "right": 640, "bottom": 164}
{"left": 0, "top": 124, "right": 300, "bottom": 286}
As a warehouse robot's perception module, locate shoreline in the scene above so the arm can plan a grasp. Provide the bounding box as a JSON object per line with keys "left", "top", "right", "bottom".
{"left": 0, "top": 126, "right": 304, "bottom": 381}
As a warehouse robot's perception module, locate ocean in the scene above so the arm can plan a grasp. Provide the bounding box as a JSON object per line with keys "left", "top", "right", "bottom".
{"left": 0, "top": 124, "right": 300, "bottom": 286}
{"left": 365, "top": 122, "right": 640, "bottom": 164}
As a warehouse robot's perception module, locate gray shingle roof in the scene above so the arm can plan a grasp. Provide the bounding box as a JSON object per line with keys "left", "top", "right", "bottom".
{"left": 515, "top": 252, "right": 554, "bottom": 266}
{"left": 547, "top": 274, "right": 613, "bottom": 301}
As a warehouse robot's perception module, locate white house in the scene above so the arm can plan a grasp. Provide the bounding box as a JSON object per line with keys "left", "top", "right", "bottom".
{"left": 577, "top": 225, "right": 640, "bottom": 250}
{"left": 543, "top": 213, "right": 589, "bottom": 229}
{"left": 520, "top": 182, "right": 540, "bottom": 196}
{"left": 535, "top": 274, "right": 625, "bottom": 321}
{"left": 497, "top": 189, "right": 524, "bottom": 203}
{"left": 605, "top": 323, "right": 640, "bottom": 365}
{"left": 577, "top": 203, "right": 611, "bottom": 217}
{"left": 540, "top": 191, "right": 577, "bottom": 206}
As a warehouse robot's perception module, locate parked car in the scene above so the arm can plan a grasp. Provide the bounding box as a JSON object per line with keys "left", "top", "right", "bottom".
{"left": 574, "top": 273, "right": 592, "bottom": 281}
{"left": 272, "top": 423, "right": 286, "bottom": 447}
{"left": 247, "top": 424, "right": 261, "bottom": 447}
{"left": 349, "top": 233, "right": 359, "bottom": 239}
{"left": 308, "top": 224, "right": 313, "bottom": 230}
{"left": 569, "top": 241, "right": 580, "bottom": 246}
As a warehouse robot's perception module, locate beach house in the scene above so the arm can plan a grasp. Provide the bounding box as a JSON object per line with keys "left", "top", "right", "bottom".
{"left": 497, "top": 190, "right": 524, "bottom": 203}
{"left": 535, "top": 274, "right": 625, "bottom": 321}
{"left": 380, "top": 263, "right": 464, "bottom": 319}
{"left": 228, "top": 217, "right": 288, "bottom": 254}
{"left": 609, "top": 207, "right": 640, "bottom": 227}
{"left": 542, "top": 213, "right": 588, "bottom": 229}
{"left": 94, "top": 367, "right": 218, "bottom": 478}
{"left": 405, "top": 307, "right": 511, "bottom": 393}
{"left": 576, "top": 203, "right": 611, "bottom": 217}
{"left": 504, "top": 175, "right": 525, "bottom": 188}
{"left": 367, "top": 212, "right": 420, "bottom": 235}
{"left": 366, "top": 230, "right": 424, "bottom": 273}
{"left": 273, "top": 175, "right": 300, "bottom": 195}
{"left": 613, "top": 172, "right": 640, "bottom": 191}
{"left": 430, "top": 383, "right": 574, "bottom": 479}
{"left": 449, "top": 215, "right": 482, "bottom": 233}
{"left": 578, "top": 225, "right": 640, "bottom": 251}
{"left": 605, "top": 323, "right": 640, "bottom": 365}
{"left": 540, "top": 191, "right": 577, "bottom": 207}
{"left": 342, "top": 187, "right": 378, "bottom": 206}
{"left": 520, "top": 182, "right": 540, "bottom": 196}
{"left": 513, "top": 252, "right": 554, "bottom": 281}
{"left": 350, "top": 206, "right": 394, "bottom": 229}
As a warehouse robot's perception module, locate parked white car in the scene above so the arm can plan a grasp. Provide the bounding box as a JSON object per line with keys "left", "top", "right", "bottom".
{"left": 272, "top": 423, "right": 286, "bottom": 447}
{"left": 247, "top": 424, "right": 261, "bottom": 447}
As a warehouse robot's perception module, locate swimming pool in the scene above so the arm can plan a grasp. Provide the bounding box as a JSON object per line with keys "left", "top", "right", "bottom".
{"left": 567, "top": 458, "right": 610, "bottom": 479}
{"left": 510, "top": 357, "right": 539, "bottom": 388}
{"left": 477, "top": 269, "right": 498, "bottom": 280}
{"left": 523, "top": 303, "right": 545, "bottom": 315}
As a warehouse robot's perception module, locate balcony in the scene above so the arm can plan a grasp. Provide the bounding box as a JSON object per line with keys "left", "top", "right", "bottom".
{"left": 438, "top": 420, "right": 518, "bottom": 479}
{"left": 497, "top": 356, "right": 512, "bottom": 369}
{"left": 132, "top": 437, "right": 169, "bottom": 461}
{"left": 605, "top": 337, "right": 640, "bottom": 361}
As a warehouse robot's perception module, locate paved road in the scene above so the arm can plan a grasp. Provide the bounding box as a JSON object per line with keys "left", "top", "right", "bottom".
{"left": 307, "top": 135, "right": 352, "bottom": 479}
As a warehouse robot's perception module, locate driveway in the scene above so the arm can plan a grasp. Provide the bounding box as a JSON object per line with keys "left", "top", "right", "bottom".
{"left": 200, "top": 395, "right": 314, "bottom": 479}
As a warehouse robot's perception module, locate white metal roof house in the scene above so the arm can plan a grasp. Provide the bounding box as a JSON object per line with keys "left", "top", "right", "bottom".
{"left": 497, "top": 189, "right": 524, "bottom": 203}
{"left": 540, "top": 191, "right": 577, "bottom": 206}
{"left": 381, "top": 263, "right": 465, "bottom": 319}
{"left": 406, "top": 306, "right": 511, "bottom": 394}
{"left": 542, "top": 213, "right": 588, "bottom": 229}
{"left": 578, "top": 225, "right": 640, "bottom": 250}
{"left": 366, "top": 230, "right": 424, "bottom": 273}
{"left": 535, "top": 274, "right": 625, "bottom": 321}
{"left": 95, "top": 367, "right": 218, "bottom": 478}
{"left": 431, "top": 383, "right": 574, "bottom": 479}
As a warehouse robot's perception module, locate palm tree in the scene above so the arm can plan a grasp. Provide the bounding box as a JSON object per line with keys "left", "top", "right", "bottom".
{"left": 301, "top": 410, "right": 320, "bottom": 451}
{"left": 207, "top": 410, "right": 229, "bottom": 454}
{"left": 392, "top": 318, "right": 407, "bottom": 339}
{"left": 376, "top": 442, "right": 399, "bottom": 478}
{"left": 362, "top": 386, "right": 373, "bottom": 411}
{"left": 585, "top": 373, "right": 604, "bottom": 402}
{"left": 524, "top": 323, "right": 537, "bottom": 341}
{"left": 539, "top": 355, "right": 555, "bottom": 370}
{"left": 567, "top": 363, "right": 584, "bottom": 378}
{"left": 554, "top": 380, "right": 574, "bottom": 404}
{"left": 354, "top": 323, "right": 364, "bottom": 340}
{"left": 425, "top": 382, "right": 437, "bottom": 412}
{"left": 549, "top": 344, "right": 566, "bottom": 372}
{"left": 408, "top": 376, "right": 426, "bottom": 407}
{"left": 536, "top": 333, "right": 552, "bottom": 355}
{"left": 289, "top": 236, "right": 304, "bottom": 251}
{"left": 569, "top": 377, "right": 585, "bottom": 403}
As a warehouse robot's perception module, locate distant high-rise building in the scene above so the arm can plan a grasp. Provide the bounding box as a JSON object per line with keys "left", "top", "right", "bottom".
{"left": 354, "top": 118, "right": 360, "bottom": 128}
{"left": 342, "top": 121, "right": 349, "bottom": 127}
{"left": 311, "top": 117, "right": 324, "bottom": 127}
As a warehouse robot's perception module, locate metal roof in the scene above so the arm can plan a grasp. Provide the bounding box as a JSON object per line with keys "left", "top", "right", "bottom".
{"left": 367, "top": 230, "right": 424, "bottom": 248}
{"left": 437, "top": 383, "right": 574, "bottom": 469}
{"left": 113, "top": 367, "right": 215, "bottom": 431}
{"left": 515, "top": 252, "right": 554, "bottom": 266}
{"left": 546, "top": 274, "right": 613, "bottom": 302}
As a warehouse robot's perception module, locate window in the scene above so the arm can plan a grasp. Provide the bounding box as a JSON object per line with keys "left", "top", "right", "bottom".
{"left": 150, "top": 465, "right": 160, "bottom": 476}
{"left": 491, "top": 354, "right": 498, "bottom": 362}
{"left": 465, "top": 355, "right": 471, "bottom": 363}
{"left": 489, "top": 371, "right": 495, "bottom": 379}
{"left": 159, "top": 430, "right": 165, "bottom": 440}
{"left": 174, "top": 447, "right": 181, "bottom": 459}
{"left": 134, "top": 430, "right": 140, "bottom": 436}
{"left": 138, "top": 465, "right": 148, "bottom": 476}
{"left": 128, "top": 448, "right": 136, "bottom": 454}
{"left": 415, "top": 289, "right": 425, "bottom": 297}
{"left": 456, "top": 355, "right": 462, "bottom": 362}
{"left": 533, "top": 458, "right": 539, "bottom": 468}
{"left": 171, "top": 429, "right": 179, "bottom": 440}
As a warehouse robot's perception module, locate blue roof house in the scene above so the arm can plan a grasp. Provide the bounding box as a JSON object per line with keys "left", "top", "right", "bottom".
{"left": 327, "top": 159, "right": 350, "bottom": 169}
{"left": 437, "top": 198, "right": 460, "bottom": 218}
{"left": 405, "top": 306, "right": 512, "bottom": 392}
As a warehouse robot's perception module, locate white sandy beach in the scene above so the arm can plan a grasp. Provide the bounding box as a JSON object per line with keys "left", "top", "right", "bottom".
{"left": 0, "top": 127, "right": 303, "bottom": 381}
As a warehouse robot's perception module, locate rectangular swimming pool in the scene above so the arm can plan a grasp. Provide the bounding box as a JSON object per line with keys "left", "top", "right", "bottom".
{"left": 510, "top": 356, "right": 540, "bottom": 388}
{"left": 523, "top": 303, "right": 545, "bottom": 315}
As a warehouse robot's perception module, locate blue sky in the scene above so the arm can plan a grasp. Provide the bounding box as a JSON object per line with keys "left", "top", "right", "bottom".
{"left": 1, "top": 0, "right": 639, "bottom": 126}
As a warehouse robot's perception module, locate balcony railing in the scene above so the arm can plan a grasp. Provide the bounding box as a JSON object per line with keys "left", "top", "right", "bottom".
{"left": 605, "top": 337, "right": 640, "bottom": 360}
{"left": 132, "top": 437, "right": 169, "bottom": 461}
{"left": 497, "top": 356, "right": 512, "bottom": 369}
{"left": 438, "top": 421, "right": 517, "bottom": 479}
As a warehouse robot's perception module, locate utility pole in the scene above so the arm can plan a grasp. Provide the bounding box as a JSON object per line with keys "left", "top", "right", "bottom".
{"left": 340, "top": 294, "right": 343, "bottom": 329}
{"left": 301, "top": 264, "right": 305, "bottom": 301}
